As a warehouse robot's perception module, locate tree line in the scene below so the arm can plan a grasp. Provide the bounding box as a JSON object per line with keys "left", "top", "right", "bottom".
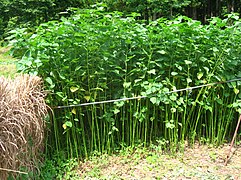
{"left": 0, "top": 0, "right": 240, "bottom": 40}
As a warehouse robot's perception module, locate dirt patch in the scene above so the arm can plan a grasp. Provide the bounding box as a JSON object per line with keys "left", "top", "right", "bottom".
{"left": 0, "top": 46, "right": 11, "bottom": 54}
{"left": 0, "top": 47, "right": 17, "bottom": 77}
{"left": 0, "top": 64, "right": 16, "bottom": 77}
{"left": 78, "top": 144, "right": 241, "bottom": 179}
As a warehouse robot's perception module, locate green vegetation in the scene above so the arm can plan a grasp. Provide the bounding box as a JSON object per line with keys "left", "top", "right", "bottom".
{"left": 8, "top": 9, "right": 241, "bottom": 161}
{"left": 1, "top": 2, "right": 241, "bottom": 178}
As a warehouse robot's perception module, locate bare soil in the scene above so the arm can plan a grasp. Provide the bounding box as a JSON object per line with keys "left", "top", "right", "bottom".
{"left": 78, "top": 143, "right": 241, "bottom": 179}
{"left": 0, "top": 47, "right": 17, "bottom": 77}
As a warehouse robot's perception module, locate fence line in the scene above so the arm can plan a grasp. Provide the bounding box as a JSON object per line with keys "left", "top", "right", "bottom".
{"left": 53, "top": 78, "right": 241, "bottom": 109}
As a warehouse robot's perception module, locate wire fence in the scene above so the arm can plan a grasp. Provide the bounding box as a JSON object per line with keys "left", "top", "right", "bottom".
{"left": 53, "top": 78, "right": 241, "bottom": 109}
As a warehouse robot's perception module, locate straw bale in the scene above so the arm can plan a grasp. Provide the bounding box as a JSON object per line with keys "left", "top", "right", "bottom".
{"left": 0, "top": 74, "right": 47, "bottom": 179}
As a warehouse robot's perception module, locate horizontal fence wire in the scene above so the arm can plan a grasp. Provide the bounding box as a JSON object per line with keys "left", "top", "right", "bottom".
{"left": 53, "top": 78, "right": 241, "bottom": 109}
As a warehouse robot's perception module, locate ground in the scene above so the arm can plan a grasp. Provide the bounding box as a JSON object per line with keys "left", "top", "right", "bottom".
{"left": 77, "top": 143, "right": 241, "bottom": 179}
{"left": 0, "top": 46, "right": 17, "bottom": 77}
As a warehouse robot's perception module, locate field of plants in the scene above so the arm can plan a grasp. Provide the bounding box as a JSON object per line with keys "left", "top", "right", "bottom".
{"left": 2, "top": 8, "right": 241, "bottom": 179}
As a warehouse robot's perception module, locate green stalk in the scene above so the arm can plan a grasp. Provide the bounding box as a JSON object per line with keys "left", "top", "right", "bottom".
{"left": 132, "top": 100, "right": 140, "bottom": 147}
{"left": 51, "top": 110, "right": 60, "bottom": 157}
{"left": 149, "top": 106, "right": 156, "bottom": 143}
{"left": 79, "top": 108, "right": 88, "bottom": 157}
{"left": 144, "top": 100, "right": 150, "bottom": 147}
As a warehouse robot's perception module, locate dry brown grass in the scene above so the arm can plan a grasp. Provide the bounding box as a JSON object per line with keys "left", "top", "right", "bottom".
{"left": 0, "top": 74, "right": 48, "bottom": 179}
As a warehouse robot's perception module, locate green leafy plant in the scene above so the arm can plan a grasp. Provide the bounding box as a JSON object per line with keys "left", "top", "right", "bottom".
{"left": 8, "top": 9, "right": 241, "bottom": 159}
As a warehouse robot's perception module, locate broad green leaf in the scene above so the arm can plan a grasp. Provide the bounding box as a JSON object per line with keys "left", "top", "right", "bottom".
{"left": 114, "top": 101, "right": 125, "bottom": 107}
{"left": 65, "top": 121, "right": 73, "bottom": 128}
{"left": 166, "top": 122, "right": 175, "bottom": 129}
{"left": 170, "top": 95, "right": 177, "bottom": 101}
{"left": 213, "top": 47, "right": 219, "bottom": 52}
{"left": 45, "top": 77, "right": 55, "bottom": 88}
{"left": 184, "top": 60, "right": 192, "bottom": 65}
{"left": 84, "top": 96, "right": 90, "bottom": 102}
{"left": 135, "top": 79, "right": 142, "bottom": 83}
{"left": 147, "top": 69, "right": 156, "bottom": 75}
{"left": 187, "top": 78, "right": 192, "bottom": 83}
{"left": 150, "top": 97, "right": 157, "bottom": 104}
{"left": 62, "top": 124, "right": 67, "bottom": 130}
{"left": 171, "top": 72, "right": 178, "bottom": 76}
{"left": 234, "top": 88, "right": 239, "bottom": 94}
{"left": 171, "top": 107, "right": 176, "bottom": 113}
{"left": 91, "top": 87, "right": 104, "bottom": 91}
{"left": 56, "top": 92, "right": 64, "bottom": 98}
{"left": 70, "top": 86, "right": 79, "bottom": 92}
{"left": 45, "top": 77, "right": 53, "bottom": 85}
{"left": 112, "top": 126, "right": 119, "bottom": 132}
{"left": 197, "top": 72, "right": 203, "bottom": 80}
{"left": 157, "top": 50, "right": 166, "bottom": 54}
{"left": 74, "top": 118, "right": 79, "bottom": 122}
{"left": 203, "top": 67, "right": 209, "bottom": 73}
{"left": 59, "top": 74, "right": 66, "bottom": 80}
{"left": 113, "top": 109, "right": 120, "bottom": 114}
{"left": 71, "top": 108, "right": 76, "bottom": 115}
{"left": 216, "top": 98, "right": 223, "bottom": 105}
{"left": 123, "top": 82, "right": 131, "bottom": 88}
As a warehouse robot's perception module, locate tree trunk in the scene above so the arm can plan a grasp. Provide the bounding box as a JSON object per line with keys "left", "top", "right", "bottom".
{"left": 227, "top": 0, "right": 234, "bottom": 13}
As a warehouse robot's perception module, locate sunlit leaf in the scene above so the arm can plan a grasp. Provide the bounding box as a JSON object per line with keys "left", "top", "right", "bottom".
{"left": 171, "top": 108, "right": 176, "bottom": 113}
{"left": 184, "top": 60, "right": 192, "bottom": 65}
{"left": 147, "top": 69, "right": 156, "bottom": 75}
{"left": 166, "top": 122, "right": 175, "bottom": 129}
{"left": 157, "top": 50, "right": 166, "bottom": 54}
{"left": 171, "top": 72, "right": 178, "bottom": 76}
{"left": 113, "top": 109, "right": 120, "bottom": 114}
{"left": 62, "top": 124, "right": 67, "bottom": 130}
{"left": 170, "top": 95, "right": 177, "bottom": 101}
{"left": 150, "top": 97, "right": 157, "bottom": 104}
{"left": 187, "top": 78, "right": 192, "bottom": 83}
{"left": 123, "top": 82, "right": 131, "bottom": 88}
{"left": 213, "top": 47, "right": 219, "bottom": 52}
{"left": 114, "top": 101, "right": 125, "bottom": 107}
{"left": 65, "top": 121, "right": 73, "bottom": 128}
{"left": 84, "top": 96, "right": 90, "bottom": 102}
{"left": 70, "top": 86, "right": 79, "bottom": 92}
{"left": 71, "top": 108, "right": 76, "bottom": 115}
{"left": 234, "top": 88, "right": 239, "bottom": 94}
{"left": 197, "top": 72, "right": 203, "bottom": 80}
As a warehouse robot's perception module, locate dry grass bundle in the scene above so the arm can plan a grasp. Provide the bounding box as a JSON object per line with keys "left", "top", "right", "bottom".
{"left": 0, "top": 74, "right": 47, "bottom": 179}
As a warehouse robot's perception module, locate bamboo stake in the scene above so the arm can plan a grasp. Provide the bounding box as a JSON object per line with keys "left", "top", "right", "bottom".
{"left": 0, "top": 167, "right": 28, "bottom": 174}
{"left": 224, "top": 114, "right": 241, "bottom": 166}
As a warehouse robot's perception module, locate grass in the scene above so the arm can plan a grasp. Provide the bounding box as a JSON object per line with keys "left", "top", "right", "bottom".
{"left": 0, "top": 46, "right": 17, "bottom": 77}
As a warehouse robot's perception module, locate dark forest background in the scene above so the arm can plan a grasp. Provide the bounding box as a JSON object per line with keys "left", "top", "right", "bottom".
{"left": 0, "top": 0, "right": 241, "bottom": 40}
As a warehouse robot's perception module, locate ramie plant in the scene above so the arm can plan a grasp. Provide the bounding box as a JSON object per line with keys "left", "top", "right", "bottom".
{"left": 8, "top": 9, "right": 241, "bottom": 158}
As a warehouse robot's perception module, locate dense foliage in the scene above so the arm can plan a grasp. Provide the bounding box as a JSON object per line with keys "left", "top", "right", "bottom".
{"left": 8, "top": 9, "right": 241, "bottom": 158}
